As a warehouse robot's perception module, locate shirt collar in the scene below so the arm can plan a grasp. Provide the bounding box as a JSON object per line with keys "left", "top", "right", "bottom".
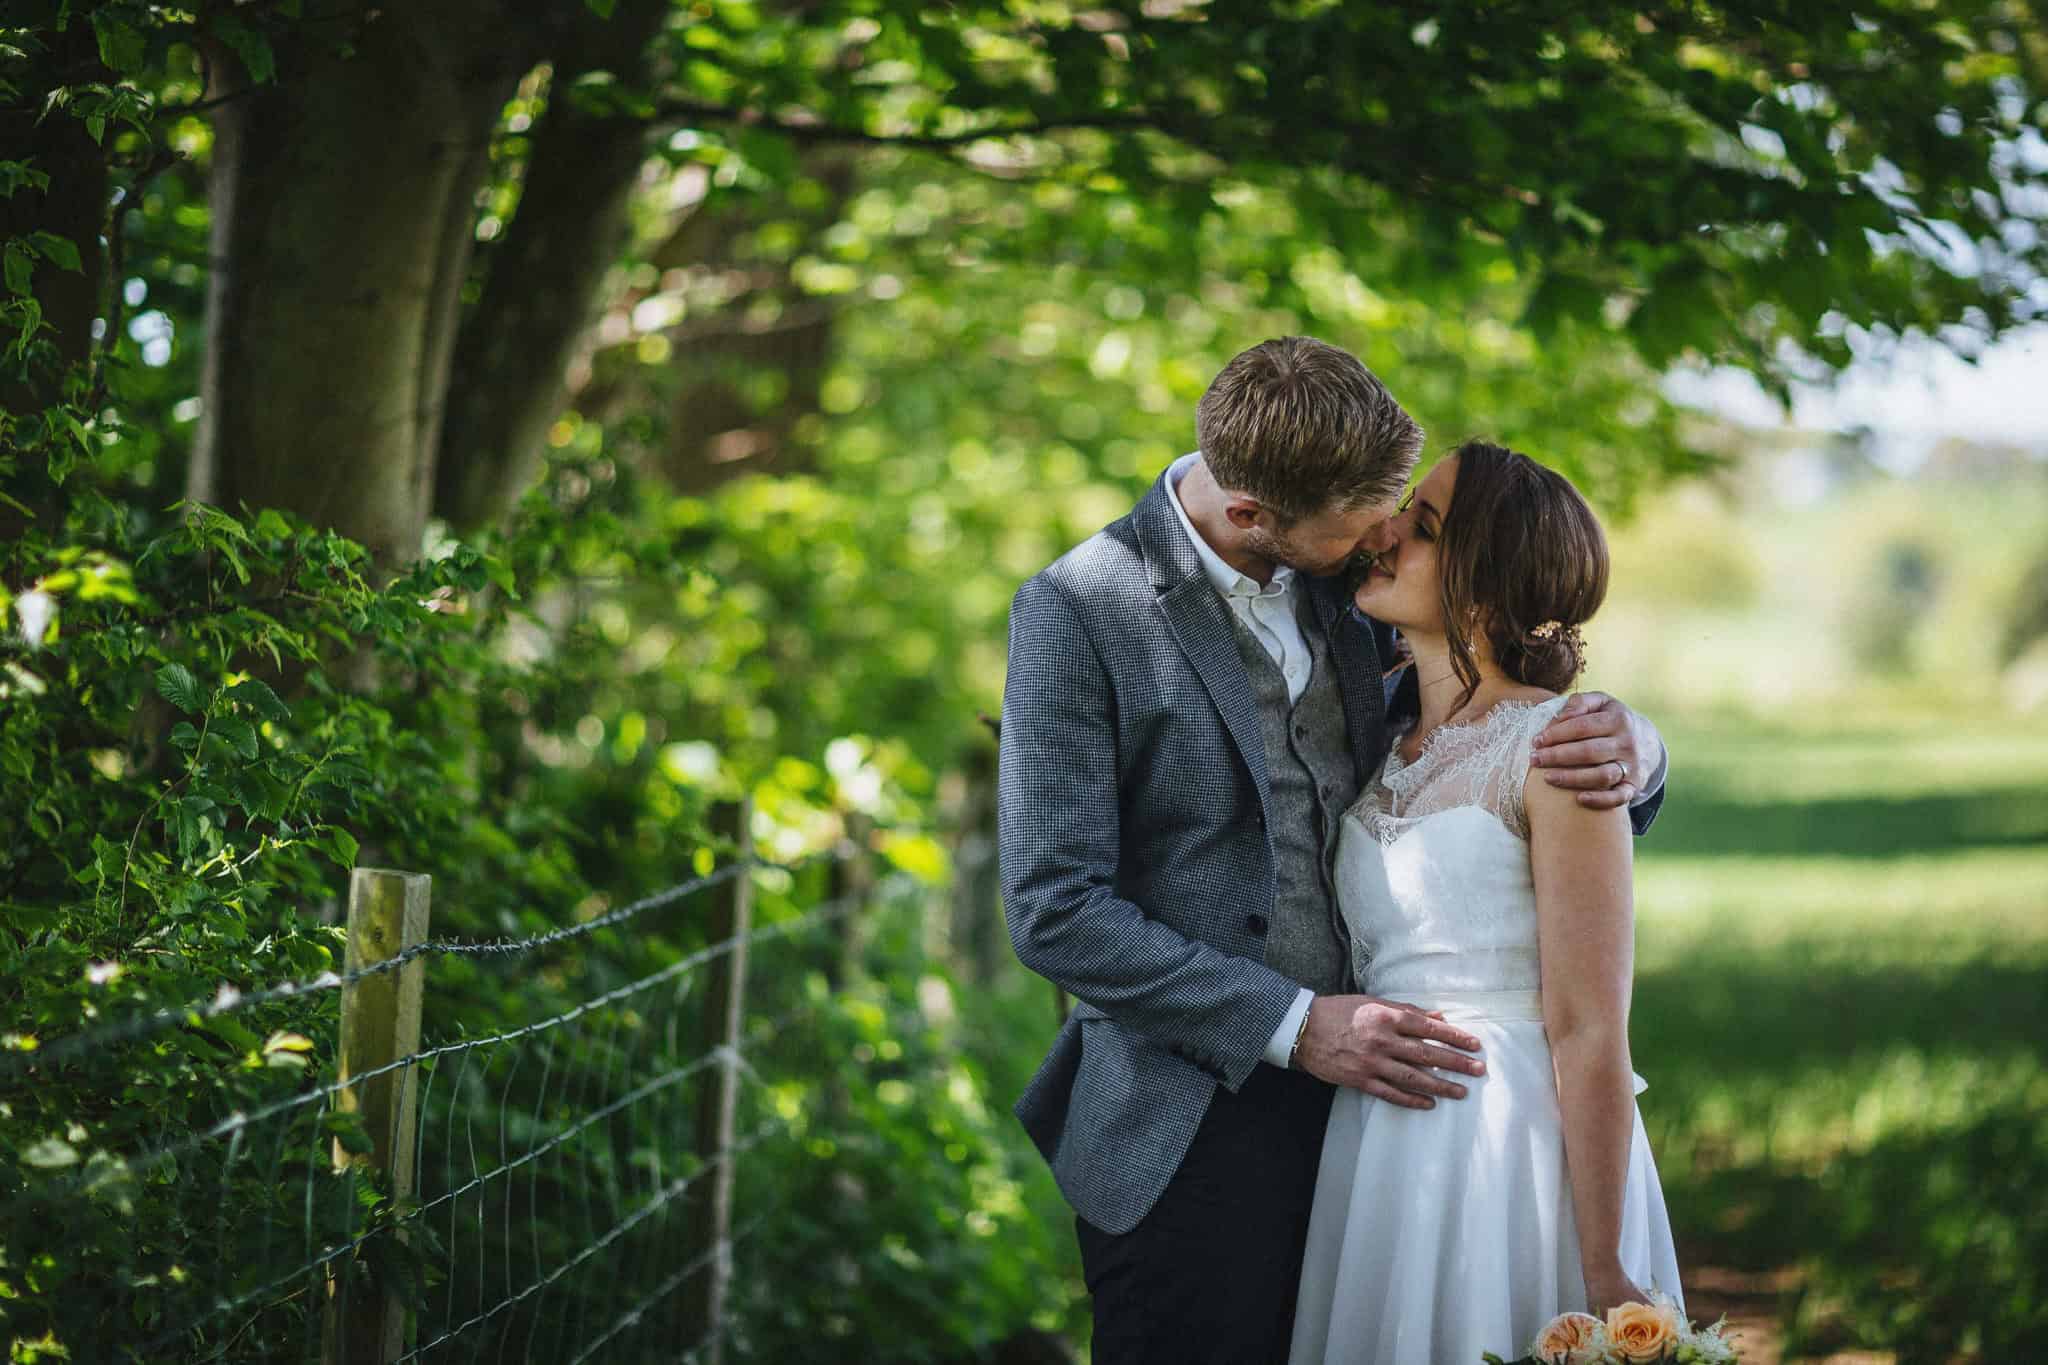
{"left": 1165, "top": 452, "right": 1294, "bottom": 601}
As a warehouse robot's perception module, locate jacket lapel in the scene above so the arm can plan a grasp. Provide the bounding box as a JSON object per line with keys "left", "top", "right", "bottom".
{"left": 1158, "top": 577, "right": 1273, "bottom": 811}
{"left": 1134, "top": 473, "right": 1273, "bottom": 813}
{"left": 1132, "top": 469, "right": 1403, "bottom": 800}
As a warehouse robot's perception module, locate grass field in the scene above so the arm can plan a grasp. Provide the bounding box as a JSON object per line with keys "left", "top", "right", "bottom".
{"left": 1631, "top": 712, "right": 2048, "bottom": 1360}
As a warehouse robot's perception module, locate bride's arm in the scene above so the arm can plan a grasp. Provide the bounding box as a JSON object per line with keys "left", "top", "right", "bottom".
{"left": 1526, "top": 769, "right": 1650, "bottom": 1314}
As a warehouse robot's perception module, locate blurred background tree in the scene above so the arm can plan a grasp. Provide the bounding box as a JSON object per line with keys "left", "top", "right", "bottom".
{"left": 5, "top": 0, "right": 2047, "bottom": 1359}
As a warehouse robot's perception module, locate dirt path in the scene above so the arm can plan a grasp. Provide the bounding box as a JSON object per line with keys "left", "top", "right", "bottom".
{"left": 1683, "top": 1267, "right": 1897, "bottom": 1365}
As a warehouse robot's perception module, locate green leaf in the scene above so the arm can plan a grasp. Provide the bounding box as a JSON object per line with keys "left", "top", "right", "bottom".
{"left": 90, "top": 11, "right": 149, "bottom": 76}
{"left": 212, "top": 14, "right": 276, "bottom": 85}
{"left": 1520, "top": 270, "right": 1607, "bottom": 341}
{"left": 23, "top": 1137, "right": 79, "bottom": 1169}
{"left": 27, "top": 232, "right": 81, "bottom": 273}
{"left": 313, "top": 826, "right": 359, "bottom": 869}
{"left": 736, "top": 127, "right": 798, "bottom": 183}
{"left": 324, "top": 1109, "right": 375, "bottom": 1156}
{"left": 154, "top": 663, "right": 205, "bottom": 714}
{"left": 585, "top": 0, "right": 617, "bottom": 15}
{"left": 213, "top": 714, "right": 260, "bottom": 761}
{"left": 200, "top": 1012, "right": 260, "bottom": 1052}
{"left": 169, "top": 799, "right": 207, "bottom": 860}
{"left": 227, "top": 677, "right": 290, "bottom": 723}
{"left": 483, "top": 554, "right": 518, "bottom": 598}
{"left": 3, "top": 240, "right": 31, "bottom": 296}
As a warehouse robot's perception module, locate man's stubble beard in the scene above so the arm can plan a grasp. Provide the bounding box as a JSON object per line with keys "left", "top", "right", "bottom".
{"left": 1245, "top": 525, "right": 1354, "bottom": 579}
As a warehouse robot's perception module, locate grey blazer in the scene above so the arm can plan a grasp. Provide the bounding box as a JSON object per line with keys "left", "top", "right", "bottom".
{"left": 997, "top": 470, "right": 1663, "bottom": 1235}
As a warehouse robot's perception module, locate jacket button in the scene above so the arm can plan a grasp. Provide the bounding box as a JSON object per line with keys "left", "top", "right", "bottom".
{"left": 1245, "top": 914, "right": 1268, "bottom": 937}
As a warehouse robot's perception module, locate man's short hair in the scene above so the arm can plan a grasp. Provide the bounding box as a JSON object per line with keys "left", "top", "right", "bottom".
{"left": 1195, "top": 337, "right": 1423, "bottom": 524}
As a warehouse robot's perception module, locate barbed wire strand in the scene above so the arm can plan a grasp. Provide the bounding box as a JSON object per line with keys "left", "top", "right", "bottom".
{"left": 42, "top": 863, "right": 875, "bottom": 1363}
{"left": 9, "top": 848, "right": 841, "bottom": 1073}
{"left": 12, "top": 892, "right": 861, "bottom": 1227}
{"left": 139, "top": 1021, "right": 806, "bottom": 1360}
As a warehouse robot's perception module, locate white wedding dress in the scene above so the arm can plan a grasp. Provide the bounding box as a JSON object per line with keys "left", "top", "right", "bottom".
{"left": 1288, "top": 695, "right": 1685, "bottom": 1365}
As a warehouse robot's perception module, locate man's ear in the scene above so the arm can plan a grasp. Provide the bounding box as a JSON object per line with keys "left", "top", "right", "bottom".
{"left": 1222, "top": 496, "right": 1265, "bottom": 530}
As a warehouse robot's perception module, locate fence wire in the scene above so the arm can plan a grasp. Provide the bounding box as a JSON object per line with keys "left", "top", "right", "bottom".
{"left": 6, "top": 846, "right": 883, "bottom": 1365}
{"left": 8, "top": 851, "right": 835, "bottom": 1077}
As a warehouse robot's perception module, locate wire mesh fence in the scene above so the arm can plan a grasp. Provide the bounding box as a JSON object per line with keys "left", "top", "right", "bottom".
{"left": 2, "top": 802, "right": 896, "bottom": 1364}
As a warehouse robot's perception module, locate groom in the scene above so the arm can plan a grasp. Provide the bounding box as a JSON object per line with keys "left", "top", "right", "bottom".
{"left": 997, "top": 337, "right": 1668, "bottom": 1364}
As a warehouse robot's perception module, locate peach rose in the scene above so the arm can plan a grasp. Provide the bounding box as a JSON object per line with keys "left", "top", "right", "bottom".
{"left": 1606, "top": 1300, "right": 1678, "bottom": 1361}
{"left": 1531, "top": 1311, "right": 1602, "bottom": 1363}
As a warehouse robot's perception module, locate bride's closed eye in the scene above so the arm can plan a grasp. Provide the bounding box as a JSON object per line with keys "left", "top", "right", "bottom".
{"left": 1398, "top": 494, "right": 1437, "bottom": 543}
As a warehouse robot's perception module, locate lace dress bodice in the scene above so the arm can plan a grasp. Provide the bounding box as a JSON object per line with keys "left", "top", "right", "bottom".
{"left": 1335, "top": 694, "right": 1569, "bottom": 997}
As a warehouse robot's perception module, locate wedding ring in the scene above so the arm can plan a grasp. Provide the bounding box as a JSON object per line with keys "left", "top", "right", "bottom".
{"left": 1613, "top": 759, "right": 1630, "bottom": 786}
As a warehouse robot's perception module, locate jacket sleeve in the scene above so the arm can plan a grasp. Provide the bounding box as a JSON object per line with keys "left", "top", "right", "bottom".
{"left": 997, "top": 574, "right": 1301, "bottom": 1091}
{"left": 1627, "top": 750, "right": 1667, "bottom": 836}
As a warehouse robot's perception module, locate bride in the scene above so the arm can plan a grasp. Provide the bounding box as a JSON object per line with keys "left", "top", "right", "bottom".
{"left": 1288, "top": 441, "right": 1685, "bottom": 1363}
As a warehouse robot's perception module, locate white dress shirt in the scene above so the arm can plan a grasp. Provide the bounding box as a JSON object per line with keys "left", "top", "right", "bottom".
{"left": 1165, "top": 452, "right": 1314, "bottom": 704}
{"left": 1164, "top": 452, "right": 1318, "bottom": 1068}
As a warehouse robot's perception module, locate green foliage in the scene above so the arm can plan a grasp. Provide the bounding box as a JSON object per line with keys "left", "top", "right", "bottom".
{"left": 653, "top": 0, "right": 2048, "bottom": 390}
{"left": 729, "top": 891, "right": 1074, "bottom": 1362}
{"left": 0, "top": 445, "right": 1041, "bottom": 1362}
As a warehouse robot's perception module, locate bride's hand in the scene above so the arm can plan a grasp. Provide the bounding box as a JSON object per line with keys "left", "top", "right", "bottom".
{"left": 1582, "top": 1267, "right": 1651, "bottom": 1318}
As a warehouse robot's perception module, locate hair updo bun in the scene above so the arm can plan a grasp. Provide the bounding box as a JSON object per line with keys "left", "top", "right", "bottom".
{"left": 1432, "top": 443, "right": 1608, "bottom": 710}
{"left": 1498, "top": 621, "right": 1589, "bottom": 694}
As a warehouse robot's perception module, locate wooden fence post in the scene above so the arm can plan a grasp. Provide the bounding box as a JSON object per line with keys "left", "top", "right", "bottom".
{"left": 680, "top": 799, "right": 752, "bottom": 1365}
{"left": 829, "top": 812, "right": 876, "bottom": 989}
{"left": 947, "top": 746, "right": 1002, "bottom": 985}
{"left": 322, "top": 867, "right": 431, "bottom": 1365}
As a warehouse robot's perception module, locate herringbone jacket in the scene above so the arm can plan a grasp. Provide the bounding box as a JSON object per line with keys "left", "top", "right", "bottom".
{"left": 998, "top": 468, "right": 1662, "bottom": 1235}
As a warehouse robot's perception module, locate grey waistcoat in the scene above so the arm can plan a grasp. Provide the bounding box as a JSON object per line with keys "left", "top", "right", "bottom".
{"left": 1224, "top": 591, "right": 1358, "bottom": 997}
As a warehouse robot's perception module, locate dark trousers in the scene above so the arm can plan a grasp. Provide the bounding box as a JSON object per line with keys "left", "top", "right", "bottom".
{"left": 1075, "top": 1064, "right": 1336, "bottom": 1365}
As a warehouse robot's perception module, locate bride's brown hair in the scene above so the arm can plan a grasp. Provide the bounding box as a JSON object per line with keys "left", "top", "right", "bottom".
{"left": 1434, "top": 440, "right": 1609, "bottom": 715}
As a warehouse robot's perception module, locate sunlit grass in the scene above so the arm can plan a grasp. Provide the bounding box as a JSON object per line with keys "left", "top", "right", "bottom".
{"left": 1627, "top": 712, "right": 2048, "bottom": 1356}
{"left": 1638, "top": 850, "right": 2048, "bottom": 958}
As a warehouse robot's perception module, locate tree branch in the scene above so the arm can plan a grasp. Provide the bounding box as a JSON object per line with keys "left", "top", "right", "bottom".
{"left": 648, "top": 97, "right": 1169, "bottom": 149}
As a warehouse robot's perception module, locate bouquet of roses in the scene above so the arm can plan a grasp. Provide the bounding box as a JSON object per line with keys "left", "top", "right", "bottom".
{"left": 1482, "top": 1293, "right": 1740, "bottom": 1364}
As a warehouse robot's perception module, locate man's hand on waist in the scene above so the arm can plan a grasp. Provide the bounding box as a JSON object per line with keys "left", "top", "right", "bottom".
{"left": 1291, "top": 995, "right": 1486, "bottom": 1108}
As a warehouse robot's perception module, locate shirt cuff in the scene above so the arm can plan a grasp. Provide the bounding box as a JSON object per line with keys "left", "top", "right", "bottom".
{"left": 1628, "top": 741, "right": 1670, "bottom": 807}
{"left": 1262, "top": 987, "right": 1316, "bottom": 1069}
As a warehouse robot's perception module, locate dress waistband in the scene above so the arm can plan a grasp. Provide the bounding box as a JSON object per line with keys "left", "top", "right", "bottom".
{"left": 1392, "top": 989, "right": 1545, "bottom": 1022}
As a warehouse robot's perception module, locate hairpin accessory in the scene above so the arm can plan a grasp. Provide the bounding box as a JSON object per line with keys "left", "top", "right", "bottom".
{"left": 1530, "top": 620, "right": 1563, "bottom": 640}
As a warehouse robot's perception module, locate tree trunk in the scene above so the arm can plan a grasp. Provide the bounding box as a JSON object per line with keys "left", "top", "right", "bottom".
{"left": 432, "top": 0, "right": 674, "bottom": 534}
{"left": 188, "top": 4, "right": 534, "bottom": 572}
{"left": 567, "top": 151, "right": 853, "bottom": 495}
